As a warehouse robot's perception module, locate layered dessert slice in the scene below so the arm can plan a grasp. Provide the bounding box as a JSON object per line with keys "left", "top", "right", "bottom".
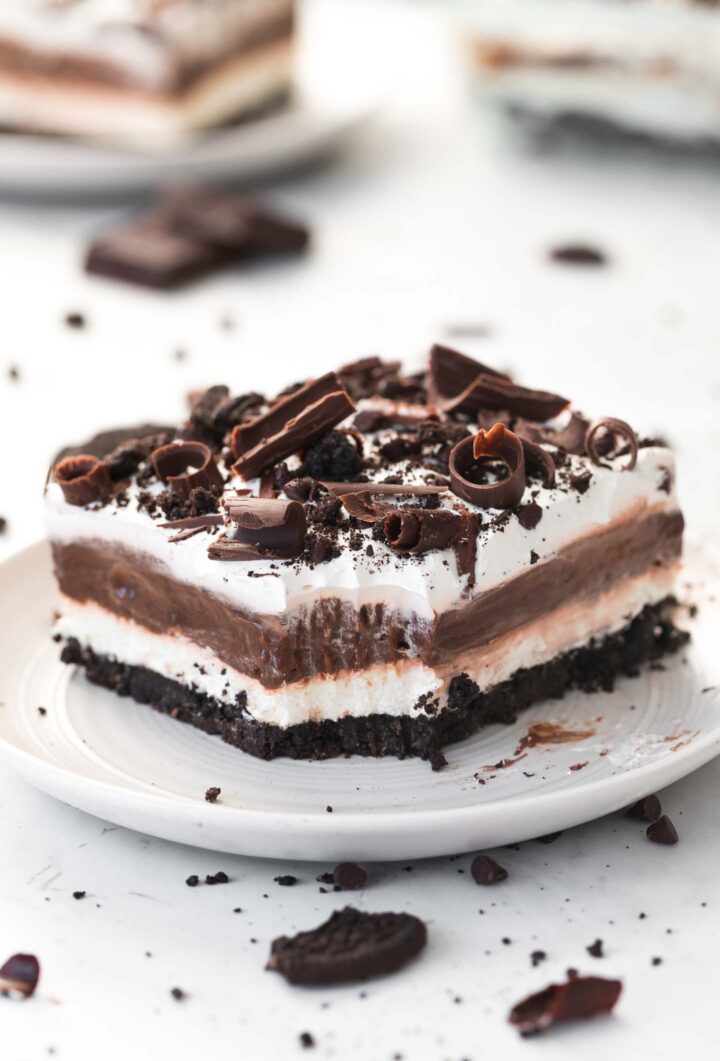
{"left": 469, "top": 0, "right": 720, "bottom": 145}
{"left": 46, "top": 346, "right": 686, "bottom": 765}
{"left": 0, "top": 0, "right": 295, "bottom": 144}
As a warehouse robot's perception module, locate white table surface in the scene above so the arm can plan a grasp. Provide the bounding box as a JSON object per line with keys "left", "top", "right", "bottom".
{"left": 0, "top": 3, "right": 719, "bottom": 1058}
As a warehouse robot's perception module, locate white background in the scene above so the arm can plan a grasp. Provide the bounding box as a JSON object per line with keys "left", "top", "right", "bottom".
{"left": 0, "top": 2, "right": 719, "bottom": 1058}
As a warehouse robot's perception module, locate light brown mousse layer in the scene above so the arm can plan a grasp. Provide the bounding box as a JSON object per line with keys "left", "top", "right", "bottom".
{"left": 51, "top": 509, "right": 683, "bottom": 691}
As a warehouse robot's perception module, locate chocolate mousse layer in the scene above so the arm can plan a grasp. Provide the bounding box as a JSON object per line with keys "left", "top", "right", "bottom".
{"left": 60, "top": 599, "right": 688, "bottom": 763}
{"left": 51, "top": 509, "right": 682, "bottom": 690}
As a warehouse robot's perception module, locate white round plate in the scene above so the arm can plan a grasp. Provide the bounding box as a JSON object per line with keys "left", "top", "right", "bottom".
{"left": 0, "top": 1, "right": 385, "bottom": 197}
{"left": 0, "top": 540, "right": 718, "bottom": 861}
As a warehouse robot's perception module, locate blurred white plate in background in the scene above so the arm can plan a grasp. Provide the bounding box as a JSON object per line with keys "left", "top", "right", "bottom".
{"left": 0, "top": 0, "right": 386, "bottom": 197}
{"left": 0, "top": 540, "right": 718, "bottom": 861}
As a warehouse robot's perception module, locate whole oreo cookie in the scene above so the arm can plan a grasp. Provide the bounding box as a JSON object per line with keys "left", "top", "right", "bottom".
{"left": 267, "top": 906, "right": 427, "bottom": 985}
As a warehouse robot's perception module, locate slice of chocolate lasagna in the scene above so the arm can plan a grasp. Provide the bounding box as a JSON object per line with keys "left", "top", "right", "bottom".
{"left": 46, "top": 345, "right": 686, "bottom": 765}
{"left": 0, "top": 0, "right": 295, "bottom": 144}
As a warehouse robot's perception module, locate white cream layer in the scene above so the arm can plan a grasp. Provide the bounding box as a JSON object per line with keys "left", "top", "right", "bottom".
{"left": 45, "top": 444, "right": 679, "bottom": 622}
{"left": 55, "top": 563, "right": 677, "bottom": 728}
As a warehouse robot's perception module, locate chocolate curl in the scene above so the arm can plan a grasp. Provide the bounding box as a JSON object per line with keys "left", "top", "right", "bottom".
{"left": 449, "top": 424, "right": 526, "bottom": 509}
{"left": 54, "top": 454, "right": 112, "bottom": 507}
{"left": 151, "top": 441, "right": 224, "bottom": 498}
{"left": 516, "top": 412, "right": 590, "bottom": 456}
{"left": 384, "top": 508, "right": 465, "bottom": 554}
{"left": 231, "top": 372, "right": 356, "bottom": 480}
{"left": 509, "top": 975, "right": 622, "bottom": 1037}
{"left": 520, "top": 437, "right": 556, "bottom": 487}
{"left": 208, "top": 497, "right": 306, "bottom": 561}
{"left": 336, "top": 484, "right": 450, "bottom": 524}
{"left": 0, "top": 953, "right": 40, "bottom": 999}
{"left": 585, "top": 418, "right": 639, "bottom": 471}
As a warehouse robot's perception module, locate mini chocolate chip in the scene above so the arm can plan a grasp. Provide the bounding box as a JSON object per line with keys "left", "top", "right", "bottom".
{"left": 647, "top": 815, "right": 679, "bottom": 845}
{"left": 626, "top": 795, "right": 661, "bottom": 822}
{"left": 470, "top": 855, "right": 508, "bottom": 886}
{"left": 333, "top": 863, "right": 368, "bottom": 891}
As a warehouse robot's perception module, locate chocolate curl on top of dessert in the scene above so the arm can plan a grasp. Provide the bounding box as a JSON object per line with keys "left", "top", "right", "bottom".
{"left": 231, "top": 372, "right": 356, "bottom": 480}
{"left": 585, "top": 417, "right": 639, "bottom": 471}
{"left": 54, "top": 454, "right": 112, "bottom": 507}
{"left": 334, "top": 484, "right": 450, "bottom": 524}
{"left": 449, "top": 423, "right": 526, "bottom": 508}
{"left": 384, "top": 508, "right": 467, "bottom": 554}
{"left": 428, "top": 343, "right": 568, "bottom": 420}
{"left": 151, "top": 441, "right": 224, "bottom": 498}
{"left": 208, "top": 496, "right": 307, "bottom": 561}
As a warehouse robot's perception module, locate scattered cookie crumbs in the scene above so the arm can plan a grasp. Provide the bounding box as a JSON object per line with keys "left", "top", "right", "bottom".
{"left": 586, "top": 939, "right": 604, "bottom": 958}
{"left": 185, "top": 875, "right": 200, "bottom": 888}
{"left": 531, "top": 950, "right": 547, "bottom": 967}
{"left": 64, "top": 311, "right": 86, "bottom": 329}
{"left": 72, "top": 891, "right": 86, "bottom": 901}
{"left": 205, "top": 871, "right": 230, "bottom": 885}
{"left": 299, "top": 1032, "right": 315, "bottom": 1049}
{"left": 274, "top": 875, "right": 298, "bottom": 887}
{"left": 204, "top": 786, "right": 221, "bottom": 803}
{"left": 37, "top": 706, "right": 46, "bottom": 716}
{"left": 170, "top": 987, "right": 186, "bottom": 1001}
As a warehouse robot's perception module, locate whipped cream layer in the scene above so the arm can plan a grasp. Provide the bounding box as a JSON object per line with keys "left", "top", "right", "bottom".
{"left": 55, "top": 562, "right": 677, "bottom": 727}
{"left": 45, "top": 442, "right": 679, "bottom": 622}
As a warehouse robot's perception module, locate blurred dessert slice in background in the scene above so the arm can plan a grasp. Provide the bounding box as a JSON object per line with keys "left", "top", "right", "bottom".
{"left": 467, "top": 0, "right": 720, "bottom": 146}
{"left": 0, "top": 0, "right": 296, "bottom": 145}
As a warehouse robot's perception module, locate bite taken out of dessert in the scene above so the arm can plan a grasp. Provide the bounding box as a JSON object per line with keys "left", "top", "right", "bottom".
{"left": 46, "top": 344, "right": 686, "bottom": 768}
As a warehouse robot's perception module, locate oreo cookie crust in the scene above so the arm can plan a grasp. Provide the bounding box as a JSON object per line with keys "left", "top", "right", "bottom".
{"left": 267, "top": 907, "right": 427, "bottom": 985}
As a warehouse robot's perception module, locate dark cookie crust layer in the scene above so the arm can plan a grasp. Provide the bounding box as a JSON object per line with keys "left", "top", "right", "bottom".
{"left": 59, "top": 600, "right": 687, "bottom": 764}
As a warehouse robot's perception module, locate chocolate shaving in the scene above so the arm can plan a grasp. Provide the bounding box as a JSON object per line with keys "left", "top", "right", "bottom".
{"left": 231, "top": 373, "right": 355, "bottom": 479}
{"left": 208, "top": 497, "right": 306, "bottom": 561}
{"left": 509, "top": 975, "right": 622, "bottom": 1037}
{"left": 520, "top": 437, "right": 556, "bottom": 487}
{"left": 151, "top": 441, "right": 224, "bottom": 498}
{"left": 383, "top": 508, "right": 465, "bottom": 554}
{"left": 428, "top": 343, "right": 509, "bottom": 406}
{"left": 0, "top": 954, "right": 40, "bottom": 999}
{"left": 453, "top": 512, "right": 479, "bottom": 585}
{"left": 54, "top": 454, "right": 112, "bottom": 507}
{"left": 585, "top": 418, "right": 639, "bottom": 471}
{"left": 324, "top": 482, "right": 448, "bottom": 497}
{"left": 445, "top": 373, "right": 569, "bottom": 421}
{"left": 159, "top": 514, "right": 225, "bottom": 530}
{"left": 449, "top": 424, "right": 526, "bottom": 509}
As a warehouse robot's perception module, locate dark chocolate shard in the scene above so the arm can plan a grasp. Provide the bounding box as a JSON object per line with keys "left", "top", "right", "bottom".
{"left": 54, "top": 454, "right": 112, "bottom": 507}
{"left": 550, "top": 243, "right": 607, "bottom": 267}
{"left": 428, "top": 343, "right": 509, "bottom": 407}
{"left": 470, "top": 854, "right": 508, "bottom": 885}
{"left": 85, "top": 217, "right": 220, "bottom": 290}
{"left": 509, "top": 974, "right": 622, "bottom": 1036}
{"left": 338, "top": 356, "right": 402, "bottom": 401}
{"left": 445, "top": 373, "right": 569, "bottom": 421}
{"left": 159, "top": 513, "right": 225, "bottom": 530}
{"left": 159, "top": 187, "right": 310, "bottom": 256}
{"left": 383, "top": 508, "right": 466, "bottom": 554}
{"left": 267, "top": 906, "right": 427, "bottom": 985}
{"left": 585, "top": 418, "right": 639, "bottom": 471}
{"left": 151, "top": 441, "right": 224, "bottom": 498}
{"left": 231, "top": 373, "right": 355, "bottom": 480}
{"left": 0, "top": 953, "right": 40, "bottom": 999}
{"left": 208, "top": 496, "right": 306, "bottom": 561}
{"left": 52, "top": 423, "right": 175, "bottom": 466}
{"left": 333, "top": 862, "right": 369, "bottom": 891}
{"left": 516, "top": 501, "right": 543, "bottom": 530}
{"left": 449, "top": 424, "right": 526, "bottom": 509}
{"left": 325, "top": 482, "right": 448, "bottom": 498}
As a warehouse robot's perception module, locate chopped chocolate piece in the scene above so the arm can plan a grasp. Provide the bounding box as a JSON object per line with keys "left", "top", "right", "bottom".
{"left": 353, "top": 409, "right": 389, "bottom": 433}
{"left": 587, "top": 939, "right": 604, "bottom": 958}
{"left": 86, "top": 218, "right": 220, "bottom": 290}
{"left": 626, "top": 794, "right": 662, "bottom": 822}
{"left": 646, "top": 815, "right": 679, "bottom": 845}
{"left": 151, "top": 441, "right": 224, "bottom": 498}
{"left": 449, "top": 424, "right": 526, "bottom": 509}
{"left": 204, "top": 786, "right": 221, "bottom": 803}
{"left": 428, "top": 343, "right": 509, "bottom": 407}
{"left": 284, "top": 477, "right": 325, "bottom": 502}
{"left": 569, "top": 469, "right": 592, "bottom": 494}
{"left": 267, "top": 907, "right": 427, "bottom": 985}
{"left": 274, "top": 875, "right": 298, "bottom": 886}
{"left": 170, "top": 987, "right": 186, "bottom": 1001}
{"left": 72, "top": 891, "right": 86, "bottom": 900}
{"left": 53, "top": 423, "right": 176, "bottom": 466}
{"left": 325, "top": 482, "right": 447, "bottom": 498}
{"left": 159, "top": 187, "right": 310, "bottom": 256}
{"left": 64, "top": 311, "right": 86, "bottom": 329}
{"left": 585, "top": 418, "right": 639, "bottom": 471}
{"left": 0, "top": 954, "right": 40, "bottom": 999}
{"left": 531, "top": 950, "right": 547, "bottom": 967}
{"left": 338, "top": 356, "right": 403, "bottom": 401}
{"left": 550, "top": 244, "right": 607, "bottom": 267}
{"left": 333, "top": 863, "right": 369, "bottom": 891}
{"left": 509, "top": 974, "right": 622, "bottom": 1036}
{"left": 516, "top": 501, "right": 543, "bottom": 530}
{"left": 470, "top": 854, "right": 508, "bottom": 885}
{"left": 209, "top": 497, "right": 307, "bottom": 561}
{"left": 205, "top": 871, "right": 230, "bottom": 885}
{"left": 54, "top": 454, "right": 112, "bottom": 507}
{"left": 301, "top": 431, "right": 363, "bottom": 481}
{"left": 383, "top": 507, "right": 466, "bottom": 554}
{"left": 185, "top": 875, "right": 200, "bottom": 887}
{"left": 104, "top": 431, "right": 173, "bottom": 482}
{"left": 299, "top": 1032, "right": 315, "bottom": 1049}
{"left": 187, "top": 386, "right": 265, "bottom": 445}
{"left": 231, "top": 373, "right": 356, "bottom": 480}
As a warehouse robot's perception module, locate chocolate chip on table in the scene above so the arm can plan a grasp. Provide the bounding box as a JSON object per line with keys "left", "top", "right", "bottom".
{"left": 37, "top": 706, "right": 46, "bottom": 716}
{"left": 587, "top": 939, "right": 604, "bottom": 958}
{"left": 204, "top": 786, "right": 221, "bottom": 803}
{"left": 185, "top": 875, "right": 200, "bottom": 887}
{"left": 333, "top": 863, "right": 369, "bottom": 891}
{"left": 274, "top": 875, "right": 298, "bottom": 887}
{"left": 549, "top": 244, "right": 607, "bottom": 267}
{"left": 0, "top": 954, "right": 41, "bottom": 999}
{"left": 267, "top": 906, "right": 427, "bottom": 985}
{"left": 170, "top": 987, "right": 186, "bottom": 1001}
{"left": 626, "top": 794, "right": 662, "bottom": 822}
{"left": 470, "top": 854, "right": 508, "bottom": 886}
{"left": 509, "top": 974, "right": 622, "bottom": 1037}
{"left": 86, "top": 218, "right": 220, "bottom": 291}
{"left": 647, "top": 815, "right": 679, "bottom": 845}
{"left": 299, "top": 1032, "right": 315, "bottom": 1049}
{"left": 64, "top": 311, "right": 86, "bottom": 329}
{"left": 72, "top": 891, "right": 86, "bottom": 901}
{"left": 205, "top": 871, "right": 230, "bottom": 885}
